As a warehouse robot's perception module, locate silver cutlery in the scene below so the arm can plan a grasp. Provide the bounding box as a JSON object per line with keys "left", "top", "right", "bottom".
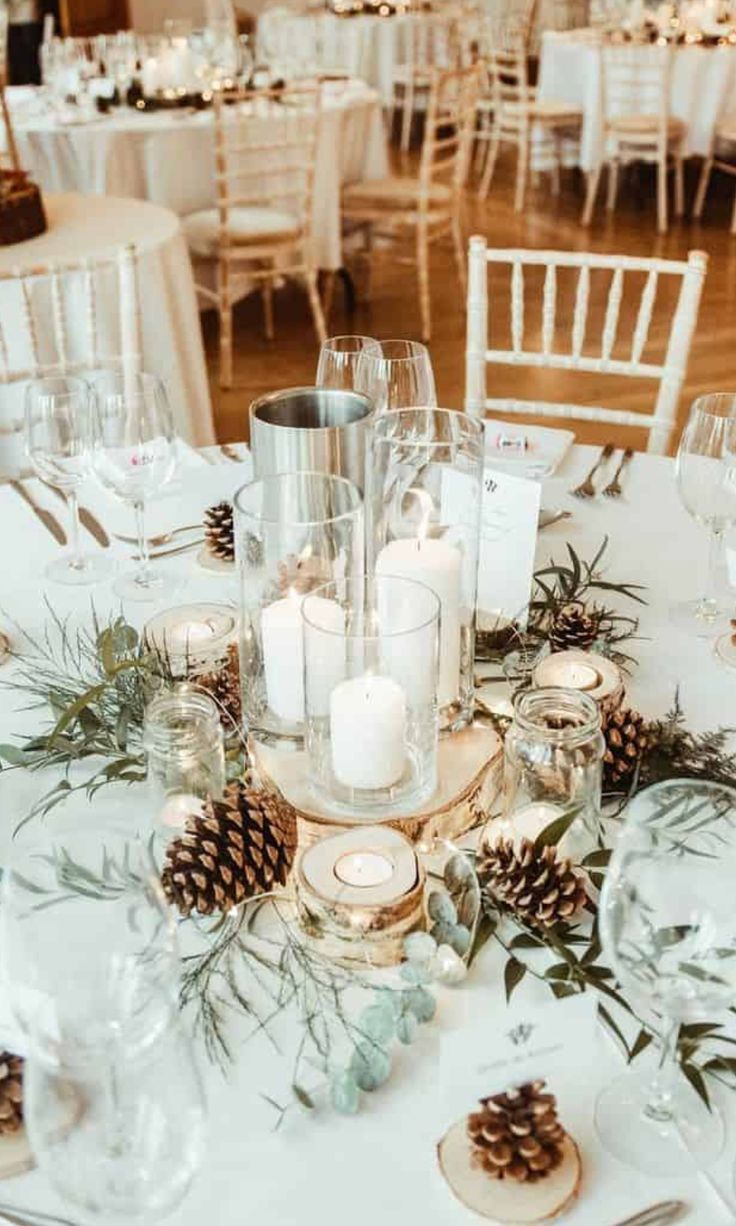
{"left": 609, "top": 1199, "right": 687, "bottom": 1226}
{"left": 133, "top": 538, "right": 204, "bottom": 562}
{"left": 570, "top": 443, "right": 615, "bottom": 499}
{"left": 0, "top": 1203, "right": 79, "bottom": 1226}
{"left": 538, "top": 507, "right": 572, "bottom": 530}
{"left": 114, "top": 524, "right": 202, "bottom": 548}
{"left": 9, "top": 481, "right": 67, "bottom": 545}
{"left": 603, "top": 446, "right": 635, "bottom": 499}
{"left": 43, "top": 485, "right": 110, "bottom": 547}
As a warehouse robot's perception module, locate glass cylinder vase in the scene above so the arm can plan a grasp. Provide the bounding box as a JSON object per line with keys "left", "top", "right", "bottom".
{"left": 234, "top": 471, "right": 364, "bottom": 745}
{"left": 502, "top": 688, "right": 604, "bottom": 861}
{"left": 368, "top": 408, "right": 483, "bottom": 730}
{"left": 303, "top": 574, "right": 440, "bottom": 815}
{"left": 143, "top": 689, "right": 226, "bottom": 833}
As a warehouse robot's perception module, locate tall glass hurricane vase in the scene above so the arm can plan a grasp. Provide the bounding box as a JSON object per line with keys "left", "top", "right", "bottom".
{"left": 674, "top": 393, "right": 736, "bottom": 635}
{"left": 368, "top": 409, "right": 483, "bottom": 730}
{"left": 596, "top": 779, "right": 736, "bottom": 1175}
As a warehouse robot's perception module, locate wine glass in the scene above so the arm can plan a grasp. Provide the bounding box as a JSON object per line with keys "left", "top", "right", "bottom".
{"left": 25, "top": 376, "right": 113, "bottom": 587}
{"left": 316, "top": 336, "right": 378, "bottom": 392}
{"left": 596, "top": 779, "right": 736, "bottom": 1175}
{"left": 354, "top": 340, "right": 437, "bottom": 414}
{"left": 673, "top": 393, "right": 736, "bottom": 636}
{"left": 91, "top": 371, "right": 178, "bottom": 603}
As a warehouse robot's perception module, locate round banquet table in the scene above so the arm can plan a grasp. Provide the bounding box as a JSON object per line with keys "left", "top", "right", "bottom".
{"left": 537, "top": 29, "right": 736, "bottom": 171}
{"left": 0, "top": 194, "right": 214, "bottom": 465}
{"left": 7, "top": 82, "right": 390, "bottom": 273}
{"left": 0, "top": 441, "right": 735, "bottom": 1225}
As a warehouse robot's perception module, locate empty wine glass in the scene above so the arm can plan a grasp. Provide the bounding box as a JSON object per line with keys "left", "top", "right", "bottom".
{"left": 354, "top": 340, "right": 437, "bottom": 413}
{"left": 91, "top": 371, "right": 178, "bottom": 603}
{"left": 673, "top": 393, "right": 736, "bottom": 636}
{"left": 316, "top": 336, "right": 378, "bottom": 392}
{"left": 25, "top": 375, "right": 113, "bottom": 587}
{"left": 596, "top": 779, "right": 736, "bottom": 1175}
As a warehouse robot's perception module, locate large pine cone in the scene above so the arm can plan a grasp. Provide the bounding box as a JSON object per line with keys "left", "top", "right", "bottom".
{"left": 193, "top": 643, "right": 241, "bottom": 732}
{"left": 548, "top": 603, "right": 599, "bottom": 654}
{"left": 467, "top": 1081, "right": 565, "bottom": 1183}
{"left": 0, "top": 1053, "right": 24, "bottom": 1136}
{"left": 161, "top": 781, "right": 298, "bottom": 917}
{"left": 204, "top": 501, "right": 234, "bottom": 562}
{"left": 602, "top": 706, "right": 649, "bottom": 788}
{"left": 477, "top": 837, "right": 586, "bottom": 929}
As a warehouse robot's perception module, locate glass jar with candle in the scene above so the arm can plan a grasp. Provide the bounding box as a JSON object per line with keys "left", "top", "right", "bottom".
{"left": 234, "top": 472, "right": 364, "bottom": 746}
{"left": 302, "top": 574, "right": 440, "bottom": 815}
{"left": 368, "top": 409, "right": 483, "bottom": 731}
{"left": 503, "top": 688, "right": 604, "bottom": 861}
{"left": 143, "top": 690, "right": 226, "bottom": 834}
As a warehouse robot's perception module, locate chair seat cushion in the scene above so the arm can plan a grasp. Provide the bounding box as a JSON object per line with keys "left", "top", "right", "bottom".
{"left": 182, "top": 207, "right": 300, "bottom": 256}
{"left": 608, "top": 115, "right": 686, "bottom": 138}
{"left": 715, "top": 115, "right": 736, "bottom": 143}
{"left": 343, "top": 176, "right": 453, "bottom": 210}
{"left": 528, "top": 99, "right": 582, "bottom": 123}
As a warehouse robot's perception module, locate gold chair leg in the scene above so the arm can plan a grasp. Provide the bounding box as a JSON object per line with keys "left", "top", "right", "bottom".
{"left": 693, "top": 155, "right": 713, "bottom": 219}
{"left": 401, "top": 81, "right": 414, "bottom": 153}
{"left": 322, "top": 270, "right": 336, "bottom": 323}
{"left": 514, "top": 137, "right": 529, "bottom": 212}
{"left": 218, "top": 260, "right": 233, "bottom": 390}
{"left": 451, "top": 215, "right": 466, "bottom": 294}
{"left": 479, "top": 128, "right": 500, "bottom": 199}
{"left": 305, "top": 271, "right": 327, "bottom": 344}
{"left": 606, "top": 159, "right": 619, "bottom": 211}
{"left": 261, "top": 279, "right": 275, "bottom": 342}
{"left": 674, "top": 154, "right": 685, "bottom": 218}
{"left": 582, "top": 162, "right": 602, "bottom": 226}
{"left": 416, "top": 224, "right": 431, "bottom": 343}
{"left": 656, "top": 157, "right": 668, "bottom": 233}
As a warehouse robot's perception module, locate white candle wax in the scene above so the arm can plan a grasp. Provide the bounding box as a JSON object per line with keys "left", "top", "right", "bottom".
{"left": 330, "top": 674, "right": 407, "bottom": 790}
{"left": 334, "top": 850, "right": 395, "bottom": 888}
{"left": 535, "top": 655, "right": 601, "bottom": 692}
{"left": 376, "top": 537, "right": 462, "bottom": 707}
{"left": 159, "top": 792, "right": 203, "bottom": 831}
{"left": 168, "top": 621, "right": 219, "bottom": 651}
{"left": 262, "top": 593, "right": 343, "bottom": 724}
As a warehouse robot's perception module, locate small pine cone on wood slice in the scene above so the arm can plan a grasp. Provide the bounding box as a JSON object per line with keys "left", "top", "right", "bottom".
{"left": 467, "top": 1081, "right": 565, "bottom": 1183}
{"left": 161, "top": 780, "right": 298, "bottom": 918}
{"left": 203, "top": 501, "right": 234, "bottom": 562}
{"left": 0, "top": 1053, "right": 24, "bottom": 1136}
{"left": 476, "top": 837, "right": 586, "bottom": 930}
{"left": 547, "top": 602, "right": 600, "bottom": 654}
{"left": 193, "top": 643, "right": 242, "bottom": 731}
{"left": 602, "top": 706, "right": 650, "bottom": 788}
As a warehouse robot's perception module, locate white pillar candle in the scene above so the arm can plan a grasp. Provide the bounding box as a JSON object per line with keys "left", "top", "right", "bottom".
{"left": 376, "top": 538, "right": 462, "bottom": 707}
{"left": 334, "top": 850, "right": 395, "bottom": 887}
{"left": 330, "top": 674, "right": 407, "bottom": 790}
{"left": 262, "top": 592, "right": 343, "bottom": 724}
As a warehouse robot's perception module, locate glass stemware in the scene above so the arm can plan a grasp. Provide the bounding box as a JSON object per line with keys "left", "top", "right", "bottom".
{"left": 354, "top": 339, "right": 437, "bottom": 414}
{"left": 673, "top": 392, "right": 736, "bottom": 636}
{"left": 24, "top": 375, "right": 113, "bottom": 587}
{"left": 596, "top": 779, "right": 736, "bottom": 1175}
{"left": 316, "top": 336, "right": 378, "bottom": 392}
{"left": 91, "top": 371, "right": 178, "bottom": 603}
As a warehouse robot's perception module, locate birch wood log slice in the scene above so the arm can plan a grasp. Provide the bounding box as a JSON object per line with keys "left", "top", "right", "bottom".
{"left": 437, "top": 1121, "right": 582, "bottom": 1224}
{"left": 254, "top": 724, "right": 503, "bottom": 853}
{"left": 0, "top": 1128, "right": 34, "bottom": 1179}
{"left": 533, "top": 651, "right": 624, "bottom": 717}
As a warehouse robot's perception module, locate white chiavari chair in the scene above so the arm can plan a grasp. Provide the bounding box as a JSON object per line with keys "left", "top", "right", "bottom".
{"left": 392, "top": 10, "right": 460, "bottom": 152}
{"left": 182, "top": 83, "right": 326, "bottom": 389}
{"left": 465, "top": 236, "right": 708, "bottom": 455}
{"left": 582, "top": 43, "right": 686, "bottom": 234}
{"left": 343, "top": 64, "right": 481, "bottom": 341}
{"left": 0, "top": 245, "right": 142, "bottom": 477}
{"left": 545, "top": 0, "right": 591, "bottom": 30}
{"left": 693, "top": 118, "right": 736, "bottom": 233}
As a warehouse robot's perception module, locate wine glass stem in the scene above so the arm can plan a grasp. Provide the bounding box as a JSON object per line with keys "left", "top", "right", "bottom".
{"left": 643, "top": 1020, "right": 679, "bottom": 1124}
{"left": 700, "top": 525, "right": 724, "bottom": 618}
{"left": 68, "top": 491, "right": 84, "bottom": 571}
{"left": 134, "top": 501, "right": 152, "bottom": 585}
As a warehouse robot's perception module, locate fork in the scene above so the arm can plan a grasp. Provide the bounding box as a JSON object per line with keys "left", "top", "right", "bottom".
{"left": 570, "top": 443, "right": 615, "bottom": 499}
{"left": 113, "top": 524, "right": 202, "bottom": 548}
{"left": 603, "top": 447, "right": 634, "bottom": 499}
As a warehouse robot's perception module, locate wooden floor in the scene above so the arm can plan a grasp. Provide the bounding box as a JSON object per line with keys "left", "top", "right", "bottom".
{"left": 203, "top": 145, "right": 736, "bottom": 453}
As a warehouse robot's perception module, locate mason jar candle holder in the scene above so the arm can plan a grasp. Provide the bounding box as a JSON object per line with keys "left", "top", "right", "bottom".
{"left": 143, "top": 689, "right": 226, "bottom": 834}
{"left": 502, "top": 688, "right": 604, "bottom": 862}
{"left": 368, "top": 408, "right": 483, "bottom": 731}
{"left": 234, "top": 471, "right": 364, "bottom": 746}
{"left": 302, "top": 574, "right": 440, "bottom": 815}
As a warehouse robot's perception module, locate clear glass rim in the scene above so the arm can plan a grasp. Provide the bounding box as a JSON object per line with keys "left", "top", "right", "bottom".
{"left": 301, "top": 573, "right": 441, "bottom": 641}
{"left": 372, "top": 406, "right": 485, "bottom": 446}
{"left": 233, "top": 470, "right": 363, "bottom": 528}
{"left": 513, "top": 686, "right": 601, "bottom": 740}
{"left": 687, "top": 392, "right": 736, "bottom": 422}
{"left": 623, "top": 777, "right": 736, "bottom": 823}
{"left": 89, "top": 370, "right": 165, "bottom": 396}
{"left": 24, "top": 374, "right": 90, "bottom": 403}
{"left": 320, "top": 335, "right": 378, "bottom": 354}
{"left": 357, "top": 339, "right": 430, "bottom": 364}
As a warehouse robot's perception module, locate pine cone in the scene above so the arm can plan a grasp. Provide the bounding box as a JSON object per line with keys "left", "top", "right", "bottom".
{"left": 204, "top": 501, "right": 234, "bottom": 562}
{"left": 277, "top": 553, "right": 332, "bottom": 596}
{"left": 602, "top": 706, "right": 649, "bottom": 788}
{"left": 548, "top": 603, "right": 599, "bottom": 654}
{"left": 0, "top": 1053, "right": 24, "bottom": 1136}
{"left": 161, "top": 780, "right": 298, "bottom": 917}
{"left": 730, "top": 618, "right": 736, "bottom": 646}
{"left": 477, "top": 837, "right": 586, "bottom": 929}
{"left": 467, "top": 1081, "right": 565, "bottom": 1183}
{"left": 193, "top": 643, "right": 241, "bottom": 731}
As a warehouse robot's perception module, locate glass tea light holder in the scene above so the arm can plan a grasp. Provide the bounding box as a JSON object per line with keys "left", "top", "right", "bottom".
{"left": 143, "top": 690, "right": 226, "bottom": 833}
{"left": 142, "top": 603, "right": 237, "bottom": 683}
{"left": 502, "top": 688, "right": 604, "bottom": 862}
{"left": 302, "top": 574, "right": 440, "bottom": 814}
{"left": 368, "top": 409, "right": 483, "bottom": 731}
{"left": 233, "top": 471, "right": 364, "bottom": 746}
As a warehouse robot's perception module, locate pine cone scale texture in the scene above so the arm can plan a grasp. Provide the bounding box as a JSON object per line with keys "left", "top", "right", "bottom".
{"left": 477, "top": 838, "right": 586, "bottom": 930}
{"left": 468, "top": 1082, "right": 565, "bottom": 1183}
{"left": 0, "top": 1053, "right": 24, "bottom": 1136}
{"left": 204, "top": 501, "right": 235, "bottom": 562}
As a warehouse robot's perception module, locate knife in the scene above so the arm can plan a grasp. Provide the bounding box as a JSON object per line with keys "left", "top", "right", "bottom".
{"left": 43, "top": 484, "right": 110, "bottom": 548}
{"left": 610, "top": 1200, "right": 687, "bottom": 1226}
{"left": 9, "top": 481, "right": 67, "bottom": 546}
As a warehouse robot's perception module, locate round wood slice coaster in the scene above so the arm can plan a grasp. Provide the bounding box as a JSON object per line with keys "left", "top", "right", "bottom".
{"left": 196, "top": 547, "right": 235, "bottom": 574}
{"left": 0, "top": 1128, "right": 35, "bottom": 1180}
{"left": 0, "top": 632, "right": 10, "bottom": 666}
{"left": 437, "top": 1120, "right": 581, "bottom": 1224}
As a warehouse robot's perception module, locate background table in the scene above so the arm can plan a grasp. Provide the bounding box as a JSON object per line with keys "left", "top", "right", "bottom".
{"left": 0, "top": 443, "right": 735, "bottom": 1224}
{"left": 0, "top": 194, "right": 214, "bottom": 470}
{"left": 7, "top": 83, "right": 389, "bottom": 273}
{"left": 537, "top": 31, "right": 736, "bottom": 170}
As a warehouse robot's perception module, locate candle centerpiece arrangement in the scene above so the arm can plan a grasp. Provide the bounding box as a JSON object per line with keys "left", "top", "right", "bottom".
{"left": 532, "top": 650, "right": 624, "bottom": 717}
{"left": 143, "top": 690, "right": 226, "bottom": 833}
{"left": 143, "top": 602, "right": 238, "bottom": 683}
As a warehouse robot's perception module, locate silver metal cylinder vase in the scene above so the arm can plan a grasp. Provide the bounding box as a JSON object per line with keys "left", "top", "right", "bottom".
{"left": 249, "top": 387, "right": 373, "bottom": 493}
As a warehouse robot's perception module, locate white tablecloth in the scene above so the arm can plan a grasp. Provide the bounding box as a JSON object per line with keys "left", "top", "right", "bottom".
{"left": 0, "top": 194, "right": 214, "bottom": 468}
{"left": 0, "top": 443, "right": 735, "bottom": 1225}
{"left": 7, "top": 83, "right": 389, "bottom": 272}
{"left": 538, "top": 30, "right": 736, "bottom": 170}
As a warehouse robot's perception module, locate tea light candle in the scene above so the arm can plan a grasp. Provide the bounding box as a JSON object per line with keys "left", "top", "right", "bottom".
{"left": 262, "top": 592, "right": 343, "bottom": 724}
{"left": 330, "top": 674, "right": 407, "bottom": 790}
{"left": 144, "top": 604, "right": 237, "bottom": 678}
{"left": 534, "top": 656, "right": 600, "bottom": 691}
{"left": 334, "top": 850, "right": 395, "bottom": 888}
{"left": 376, "top": 537, "right": 462, "bottom": 707}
